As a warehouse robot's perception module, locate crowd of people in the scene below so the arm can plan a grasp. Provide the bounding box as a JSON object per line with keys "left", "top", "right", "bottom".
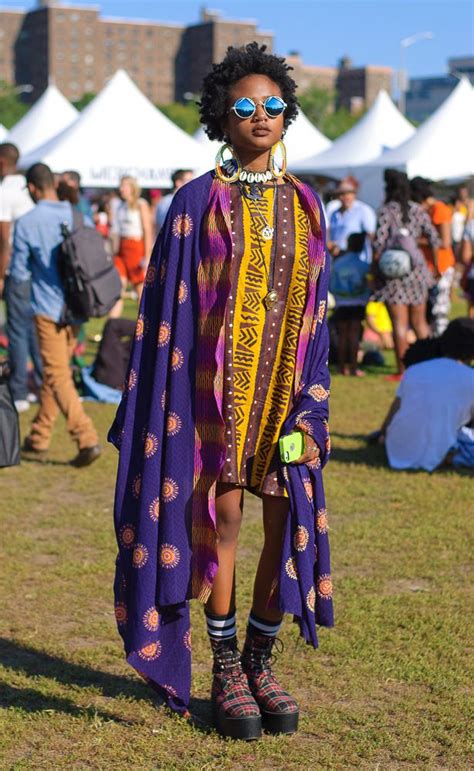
{"left": 326, "top": 171, "right": 474, "bottom": 378}
{"left": 0, "top": 134, "right": 473, "bottom": 473}
{"left": 0, "top": 41, "right": 472, "bottom": 741}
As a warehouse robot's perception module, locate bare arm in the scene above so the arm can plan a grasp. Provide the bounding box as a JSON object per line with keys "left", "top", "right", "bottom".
{"left": 380, "top": 396, "right": 401, "bottom": 437}
{"left": 139, "top": 200, "right": 153, "bottom": 262}
{"left": 0, "top": 221, "right": 11, "bottom": 292}
{"left": 461, "top": 235, "right": 472, "bottom": 266}
{"left": 438, "top": 220, "right": 452, "bottom": 250}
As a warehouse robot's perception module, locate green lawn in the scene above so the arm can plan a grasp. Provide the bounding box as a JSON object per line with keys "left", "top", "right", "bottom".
{"left": 0, "top": 304, "right": 472, "bottom": 769}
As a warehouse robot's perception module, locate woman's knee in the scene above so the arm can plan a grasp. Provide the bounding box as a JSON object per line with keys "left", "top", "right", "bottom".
{"left": 216, "top": 505, "right": 242, "bottom": 543}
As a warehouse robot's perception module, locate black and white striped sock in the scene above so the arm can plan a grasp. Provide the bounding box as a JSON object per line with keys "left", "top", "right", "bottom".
{"left": 205, "top": 609, "right": 237, "bottom": 642}
{"left": 247, "top": 611, "right": 282, "bottom": 638}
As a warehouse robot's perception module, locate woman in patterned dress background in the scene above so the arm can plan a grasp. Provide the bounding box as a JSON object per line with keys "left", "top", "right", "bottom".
{"left": 374, "top": 169, "right": 440, "bottom": 376}
{"left": 198, "top": 43, "right": 328, "bottom": 740}
{"left": 110, "top": 43, "right": 333, "bottom": 741}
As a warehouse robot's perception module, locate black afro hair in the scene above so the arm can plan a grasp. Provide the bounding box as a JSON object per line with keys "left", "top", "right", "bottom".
{"left": 199, "top": 42, "right": 299, "bottom": 142}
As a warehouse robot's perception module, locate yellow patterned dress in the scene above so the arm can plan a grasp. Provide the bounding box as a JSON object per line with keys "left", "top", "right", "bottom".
{"left": 219, "top": 182, "right": 310, "bottom": 497}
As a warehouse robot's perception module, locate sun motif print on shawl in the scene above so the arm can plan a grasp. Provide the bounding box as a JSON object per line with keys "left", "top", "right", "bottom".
{"left": 172, "top": 213, "right": 194, "bottom": 239}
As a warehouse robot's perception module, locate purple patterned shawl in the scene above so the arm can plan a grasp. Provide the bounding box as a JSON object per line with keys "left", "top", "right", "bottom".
{"left": 109, "top": 171, "right": 333, "bottom": 715}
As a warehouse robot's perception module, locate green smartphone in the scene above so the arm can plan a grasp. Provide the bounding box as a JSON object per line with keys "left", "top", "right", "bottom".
{"left": 279, "top": 431, "right": 305, "bottom": 464}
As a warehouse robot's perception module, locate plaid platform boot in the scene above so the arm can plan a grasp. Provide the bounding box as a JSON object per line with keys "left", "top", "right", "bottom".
{"left": 211, "top": 637, "right": 262, "bottom": 740}
{"left": 241, "top": 632, "right": 299, "bottom": 735}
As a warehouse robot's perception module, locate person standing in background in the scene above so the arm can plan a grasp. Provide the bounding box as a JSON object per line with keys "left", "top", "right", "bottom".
{"left": 60, "top": 170, "right": 94, "bottom": 221}
{"left": 155, "top": 169, "right": 193, "bottom": 235}
{"left": 0, "top": 142, "right": 42, "bottom": 413}
{"left": 410, "top": 177, "right": 456, "bottom": 337}
{"left": 109, "top": 176, "right": 153, "bottom": 318}
{"left": 10, "top": 163, "right": 100, "bottom": 467}
{"left": 451, "top": 194, "right": 466, "bottom": 264}
{"left": 329, "top": 232, "right": 370, "bottom": 376}
{"left": 373, "top": 170, "right": 439, "bottom": 377}
{"left": 461, "top": 203, "right": 474, "bottom": 318}
{"left": 327, "top": 176, "right": 376, "bottom": 264}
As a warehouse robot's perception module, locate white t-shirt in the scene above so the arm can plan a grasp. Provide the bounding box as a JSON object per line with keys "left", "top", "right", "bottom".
{"left": 116, "top": 199, "right": 145, "bottom": 239}
{"left": 0, "top": 174, "right": 34, "bottom": 225}
{"left": 386, "top": 358, "right": 474, "bottom": 472}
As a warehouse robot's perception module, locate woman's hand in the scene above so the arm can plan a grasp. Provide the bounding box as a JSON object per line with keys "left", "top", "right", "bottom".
{"left": 293, "top": 431, "right": 320, "bottom": 465}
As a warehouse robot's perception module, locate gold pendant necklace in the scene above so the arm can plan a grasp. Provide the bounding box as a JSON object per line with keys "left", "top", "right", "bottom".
{"left": 263, "top": 288, "right": 279, "bottom": 310}
{"left": 241, "top": 184, "right": 279, "bottom": 311}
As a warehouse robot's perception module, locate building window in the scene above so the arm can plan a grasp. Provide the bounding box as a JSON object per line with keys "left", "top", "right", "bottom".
{"left": 85, "top": 80, "right": 95, "bottom": 91}
{"left": 84, "top": 54, "right": 94, "bottom": 65}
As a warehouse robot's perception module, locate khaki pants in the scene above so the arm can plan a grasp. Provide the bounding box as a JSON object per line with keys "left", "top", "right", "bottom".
{"left": 28, "top": 315, "right": 99, "bottom": 451}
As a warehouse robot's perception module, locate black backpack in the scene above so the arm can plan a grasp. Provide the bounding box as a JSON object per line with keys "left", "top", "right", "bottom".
{"left": 0, "top": 362, "right": 20, "bottom": 468}
{"left": 59, "top": 207, "right": 122, "bottom": 324}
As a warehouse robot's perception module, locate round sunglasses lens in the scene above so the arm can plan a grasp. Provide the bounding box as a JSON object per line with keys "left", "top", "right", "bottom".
{"left": 265, "top": 96, "right": 285, "bottom": 117}
{"left": 234, "top": 98, "right": 255, "bottom": 118}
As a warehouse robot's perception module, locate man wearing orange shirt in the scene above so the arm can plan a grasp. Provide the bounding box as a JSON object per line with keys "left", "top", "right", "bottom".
{"left": 411, "top": 177, "right": 456, "bottom": 336}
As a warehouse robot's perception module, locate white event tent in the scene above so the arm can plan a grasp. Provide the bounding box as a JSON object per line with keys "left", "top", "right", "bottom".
{"left": 357, "top": 77, "right": 474, "bottom": 207}
{"left": 0, "top": 123, "right": 9, "bottom": 142}
{"left": 292, "top": 90, "right": 415, "bottom": 178}
{"left": 6, "top": 84, "right": 79, "bottom": 156}
{"left": 20, "top": 70, "right": 207, "bottom": 187}
{"left": 194, "top": 108, "right": 332, "bottom": 171}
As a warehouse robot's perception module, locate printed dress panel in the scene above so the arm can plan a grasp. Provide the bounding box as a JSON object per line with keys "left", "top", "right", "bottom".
{"left": 219, "top": 182, "right": 309, "bottom": 497}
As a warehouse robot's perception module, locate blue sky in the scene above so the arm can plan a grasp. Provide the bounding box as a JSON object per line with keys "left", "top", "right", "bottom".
{"left": 2, "top": 0, "right": 473, "bottom": 80}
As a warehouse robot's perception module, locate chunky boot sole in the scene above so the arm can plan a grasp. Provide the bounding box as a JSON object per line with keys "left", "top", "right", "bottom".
{"left": 261, "top": 709, "right": 299, "bottom": 735}
{"left": 212, "top": 702, "right": 262, "bottom": 740}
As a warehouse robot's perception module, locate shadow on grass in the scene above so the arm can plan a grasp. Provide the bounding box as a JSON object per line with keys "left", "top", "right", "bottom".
{"left": 20, "top": 457, "right": 72, "bottom": 467}
{"left": 330, "top": 443, "right": 388, "bottom": 468}
{"left": 0, "top": 637, "right": 211, "bottom": 729}
{"left": 330, "top": 440, "right": 473, "bottom": 476}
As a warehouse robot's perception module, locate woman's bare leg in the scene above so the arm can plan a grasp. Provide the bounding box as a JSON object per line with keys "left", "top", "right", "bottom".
{"left": 387, "top": 303, "right": 409, "bottom": 373}
{"left": 348, "top": 318, "right": 363, "bottom": 375}
{"left": 336, "top": 320, "right": 349, "bottom": 374}
{"left": 108, "top": 277, "right": 127, "bottom": 319}
{"left": 409, "top": 303, "right": 430, "bottom": 341}
{"left": 205, "top": 483, "right": 243, "bottom": 616}
{"left": 135, "top": 281, "right": 144, "bottom": 304}
{"left": 251, "top": 493, "right": 290, "bottom": 623}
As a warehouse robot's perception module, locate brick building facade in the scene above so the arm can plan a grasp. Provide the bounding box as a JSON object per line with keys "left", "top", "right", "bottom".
{"left": 0, "top": 2, "right": 392, "bottom": 112}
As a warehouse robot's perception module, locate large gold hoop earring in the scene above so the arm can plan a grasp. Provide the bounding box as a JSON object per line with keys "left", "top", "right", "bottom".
{"left": 268, "top": 139, "right": 287, "bottom": 178}
{"left": 215, "top": 143, "right": 241, "bottom": 183}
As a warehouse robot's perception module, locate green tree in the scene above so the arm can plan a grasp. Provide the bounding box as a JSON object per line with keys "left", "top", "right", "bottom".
{"left": 72, "top": 92, "right": 96, "bottom": 111}
{"left": 158, "top": 101, "right": 201, "bottom": 135}
{"left": 298, "top": 85, "right": 362, "bottom": 140}
{"left": 0, "top": 81, "right": 29, "bottom": 129}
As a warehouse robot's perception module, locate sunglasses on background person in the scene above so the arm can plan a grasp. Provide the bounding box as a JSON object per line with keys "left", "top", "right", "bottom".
{"left": 229, "top": 95, "right": 287, "bottom": 120}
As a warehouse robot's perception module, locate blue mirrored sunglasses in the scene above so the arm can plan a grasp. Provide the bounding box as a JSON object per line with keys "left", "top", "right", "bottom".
{"left": 230, "top": 95, "right": 287, "bottom": 120}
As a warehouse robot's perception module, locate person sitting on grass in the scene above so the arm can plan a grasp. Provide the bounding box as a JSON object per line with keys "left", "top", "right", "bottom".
{"left": 369, "top": 318, "right": 474, "bottom": 471}
{"left": 329, "top": 232, "right": 370, "bottom": 376}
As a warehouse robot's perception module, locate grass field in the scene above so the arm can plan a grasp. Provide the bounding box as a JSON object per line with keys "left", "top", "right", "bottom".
{"left": 0, "top": 304, "right": 472, "bottom": 769}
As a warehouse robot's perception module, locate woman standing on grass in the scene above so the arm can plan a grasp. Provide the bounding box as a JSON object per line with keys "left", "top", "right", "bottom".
{"left": 109, "top": 175, "right": 153, "bottom": 317}
{"left": 109, "top": 43, "right": 333, "bottom": 740}
{"left": 374, "top": 169, "right": 439, "bottom": 378}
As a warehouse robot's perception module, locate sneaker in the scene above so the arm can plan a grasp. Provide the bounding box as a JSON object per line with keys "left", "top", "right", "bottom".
{"left": 27, "top": 392, "right": 38, "bottom": 404}
{"left": 211, "top": 638, "right": 261, "bottom": 740}
{"left": 241, "top": 632, "right": 299, "bottom": 735}
{"left": 14, "top": 399, "right": 30, "bottom": 413}
{"left": 71, "top": 445, "right": 101, "bottom": 468}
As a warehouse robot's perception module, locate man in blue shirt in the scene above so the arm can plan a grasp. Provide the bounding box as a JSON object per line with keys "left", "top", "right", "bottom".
{"left": 10, "top": 162, "right": 100, "bottom": 467}
{"left": 328, "top": 177, "right": 376, "bottom": 264}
